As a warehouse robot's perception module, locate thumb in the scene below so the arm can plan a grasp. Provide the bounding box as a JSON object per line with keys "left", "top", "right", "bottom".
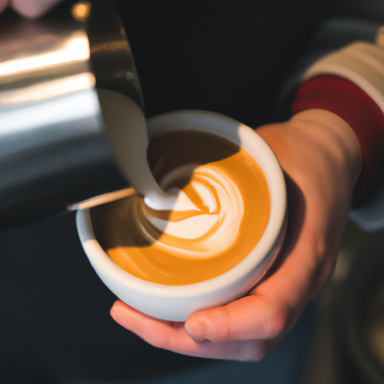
{"left": 185, "top": 294, "right": 290, "bottom": 343}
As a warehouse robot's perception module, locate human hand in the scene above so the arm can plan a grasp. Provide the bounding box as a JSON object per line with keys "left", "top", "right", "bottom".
{"left": 0, "top": 0, "right": 62, "bottom": 18}
{"left": 110, "top": 109, "right": 362, "bottom": 361}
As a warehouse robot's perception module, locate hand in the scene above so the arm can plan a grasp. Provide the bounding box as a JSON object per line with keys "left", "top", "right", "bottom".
{"left": 110, "top": 109, "right": 362, "bottom": 361}
{"left": 0, "top": 0, "right": 62, "bottom": 18}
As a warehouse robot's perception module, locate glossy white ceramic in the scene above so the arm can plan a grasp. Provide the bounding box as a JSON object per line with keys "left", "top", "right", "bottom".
{"left": 76, "top": 110, "right": 287, "bottom": 321}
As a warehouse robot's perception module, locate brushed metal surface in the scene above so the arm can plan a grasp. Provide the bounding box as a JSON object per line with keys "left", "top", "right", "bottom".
{"left": 0, "top": 0, "right": 143, "bottom": 229}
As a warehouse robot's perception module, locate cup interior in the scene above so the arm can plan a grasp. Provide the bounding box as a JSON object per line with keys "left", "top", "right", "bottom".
{"left": 77, "top": 110, "right": 286, "bottom": 320}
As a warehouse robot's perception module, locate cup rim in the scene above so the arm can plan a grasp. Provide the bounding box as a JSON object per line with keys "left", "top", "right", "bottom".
{"left": 77, "top": 110, "right": 286, "bottom": 299}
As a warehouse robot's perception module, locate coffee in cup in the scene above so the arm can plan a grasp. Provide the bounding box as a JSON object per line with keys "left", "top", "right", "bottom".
{"left": 77, "top": 110, "right": 286, "bottom": 321}
{"left": 91, "top": 130, "right": 270, "bottom": 286}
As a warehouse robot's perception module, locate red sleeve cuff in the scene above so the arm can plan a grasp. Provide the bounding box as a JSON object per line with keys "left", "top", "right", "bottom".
{"left": 291, "top": 75, "right": 384, "bottom": 206}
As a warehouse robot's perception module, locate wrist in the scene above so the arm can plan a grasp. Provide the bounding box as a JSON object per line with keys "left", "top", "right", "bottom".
{"left": 291, "top": 74, "right": 384, "bottom": 205}
{"left": 289, "top": 109, "right": 363, "bottom": 193}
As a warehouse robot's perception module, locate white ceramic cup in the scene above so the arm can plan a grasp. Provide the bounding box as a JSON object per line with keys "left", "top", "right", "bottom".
{"left": 76, "top": 110, "right": 287, "bottom": 321}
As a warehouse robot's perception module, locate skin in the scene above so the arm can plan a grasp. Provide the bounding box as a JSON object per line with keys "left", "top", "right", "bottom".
{"left": 0, "top": 0, "right": 61, "bottom": 18}
{"left": 0, "top": 0, "right": 364, "bottom": 362}
{"left": 110, "top": 109, "right": 363, "bottom": 361}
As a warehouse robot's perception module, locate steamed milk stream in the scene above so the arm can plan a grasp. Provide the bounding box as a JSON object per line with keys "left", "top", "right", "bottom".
{"left": 97, "top": 89, "right": 194, "bottom": 211}
{"left": 91, "top": 130, "right": 270, "bottom": 286}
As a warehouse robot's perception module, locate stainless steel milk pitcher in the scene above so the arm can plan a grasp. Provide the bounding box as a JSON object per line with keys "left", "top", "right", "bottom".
{"left": 0, "top": 0, "right": 144, "bottom": 230}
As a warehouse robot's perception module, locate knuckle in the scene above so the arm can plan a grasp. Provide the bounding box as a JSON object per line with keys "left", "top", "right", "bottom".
{"left": 262, "top": 308, "right": 288, "bottom": 339}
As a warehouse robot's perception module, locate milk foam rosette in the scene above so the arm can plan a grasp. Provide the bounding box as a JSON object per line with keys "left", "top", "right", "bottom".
{"left": 77, "top": 110, "right": 287, "bottom": 321}
{"left": 134, "top": 163, "right": 246, "bottom": 259}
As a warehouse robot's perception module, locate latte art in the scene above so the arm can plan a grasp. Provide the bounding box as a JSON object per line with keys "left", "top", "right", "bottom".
{"left": 142, "top": 160, "right": 245, "bottom": 257}
{"left": 91, "top": 131, "right": 270, "bottom": 285}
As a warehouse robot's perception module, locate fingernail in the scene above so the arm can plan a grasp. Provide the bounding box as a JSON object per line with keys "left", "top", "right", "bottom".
{"left": 185, "top": 321, "right": 209, "bottom": 341}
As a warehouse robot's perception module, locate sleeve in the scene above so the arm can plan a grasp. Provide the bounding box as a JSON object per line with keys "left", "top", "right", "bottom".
{"left": 289, "top": 41, "right": 384, "bottom": 231}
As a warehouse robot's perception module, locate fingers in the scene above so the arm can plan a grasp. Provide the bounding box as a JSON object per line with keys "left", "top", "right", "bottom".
{"left": 11, "top": 0, "right": 62, "bottom": 18}
{"left": 110, "top": 301, "right": 201, "bottom": 355}
{"left": 0, "top": 0, "right": 10, "bottom": 14}
{"left": 109, "top": 184, "right": 334, "bottom": 360}
{"left": 185, "top": 176, "right": 333, "bottom": 343}
{"left": 108, "top": 116, "right": 353, "bottom": 361}
{"left": 110, "top": 210, "right": 317, "bottom": 352}
{"left": 185, "top": 293, "right": 290, "bottom": 343}
{"left": 184, "top": 246, "right": 316, "bottom": 343}
{"left": 110, "top": 300, "right": 275, "bottom": 361}
{"left": 110, "top": 173, "right": 333, "bottom": 357}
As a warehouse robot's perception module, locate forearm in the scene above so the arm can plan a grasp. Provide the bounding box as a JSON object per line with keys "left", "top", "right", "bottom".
{"left": 285, "top": 40, "right": 384, "bottom": 211}
{"left": 258, "top": 109, "right": 362, "bottom": 298}
{"left": 289, "top": 109, "right": 362, "bottom": 192}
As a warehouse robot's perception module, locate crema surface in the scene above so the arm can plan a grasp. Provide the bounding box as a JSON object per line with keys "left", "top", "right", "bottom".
{"left": 91, "top": 131, "right": 270, "bottom": 285}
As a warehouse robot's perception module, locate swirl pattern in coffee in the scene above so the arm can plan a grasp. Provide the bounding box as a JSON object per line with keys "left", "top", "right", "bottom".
{"left": 91, "top": 131, "right": 270, "bottom": 285}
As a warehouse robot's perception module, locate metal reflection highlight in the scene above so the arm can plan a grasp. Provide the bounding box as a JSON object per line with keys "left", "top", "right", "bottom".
{"left": 0, "top": 0, "right": 144, "bottom": 230}
{"left": 72, "top": 2, "right": 92, "bottom": 21}
{"left": 0, "top": 88, "right": 99, "bottom": 137}
{"left": 0, "top": 33, "right": 90, "bottom": 77}
{"left": 0, "top": 72, "right": 95, "bottom": 106}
